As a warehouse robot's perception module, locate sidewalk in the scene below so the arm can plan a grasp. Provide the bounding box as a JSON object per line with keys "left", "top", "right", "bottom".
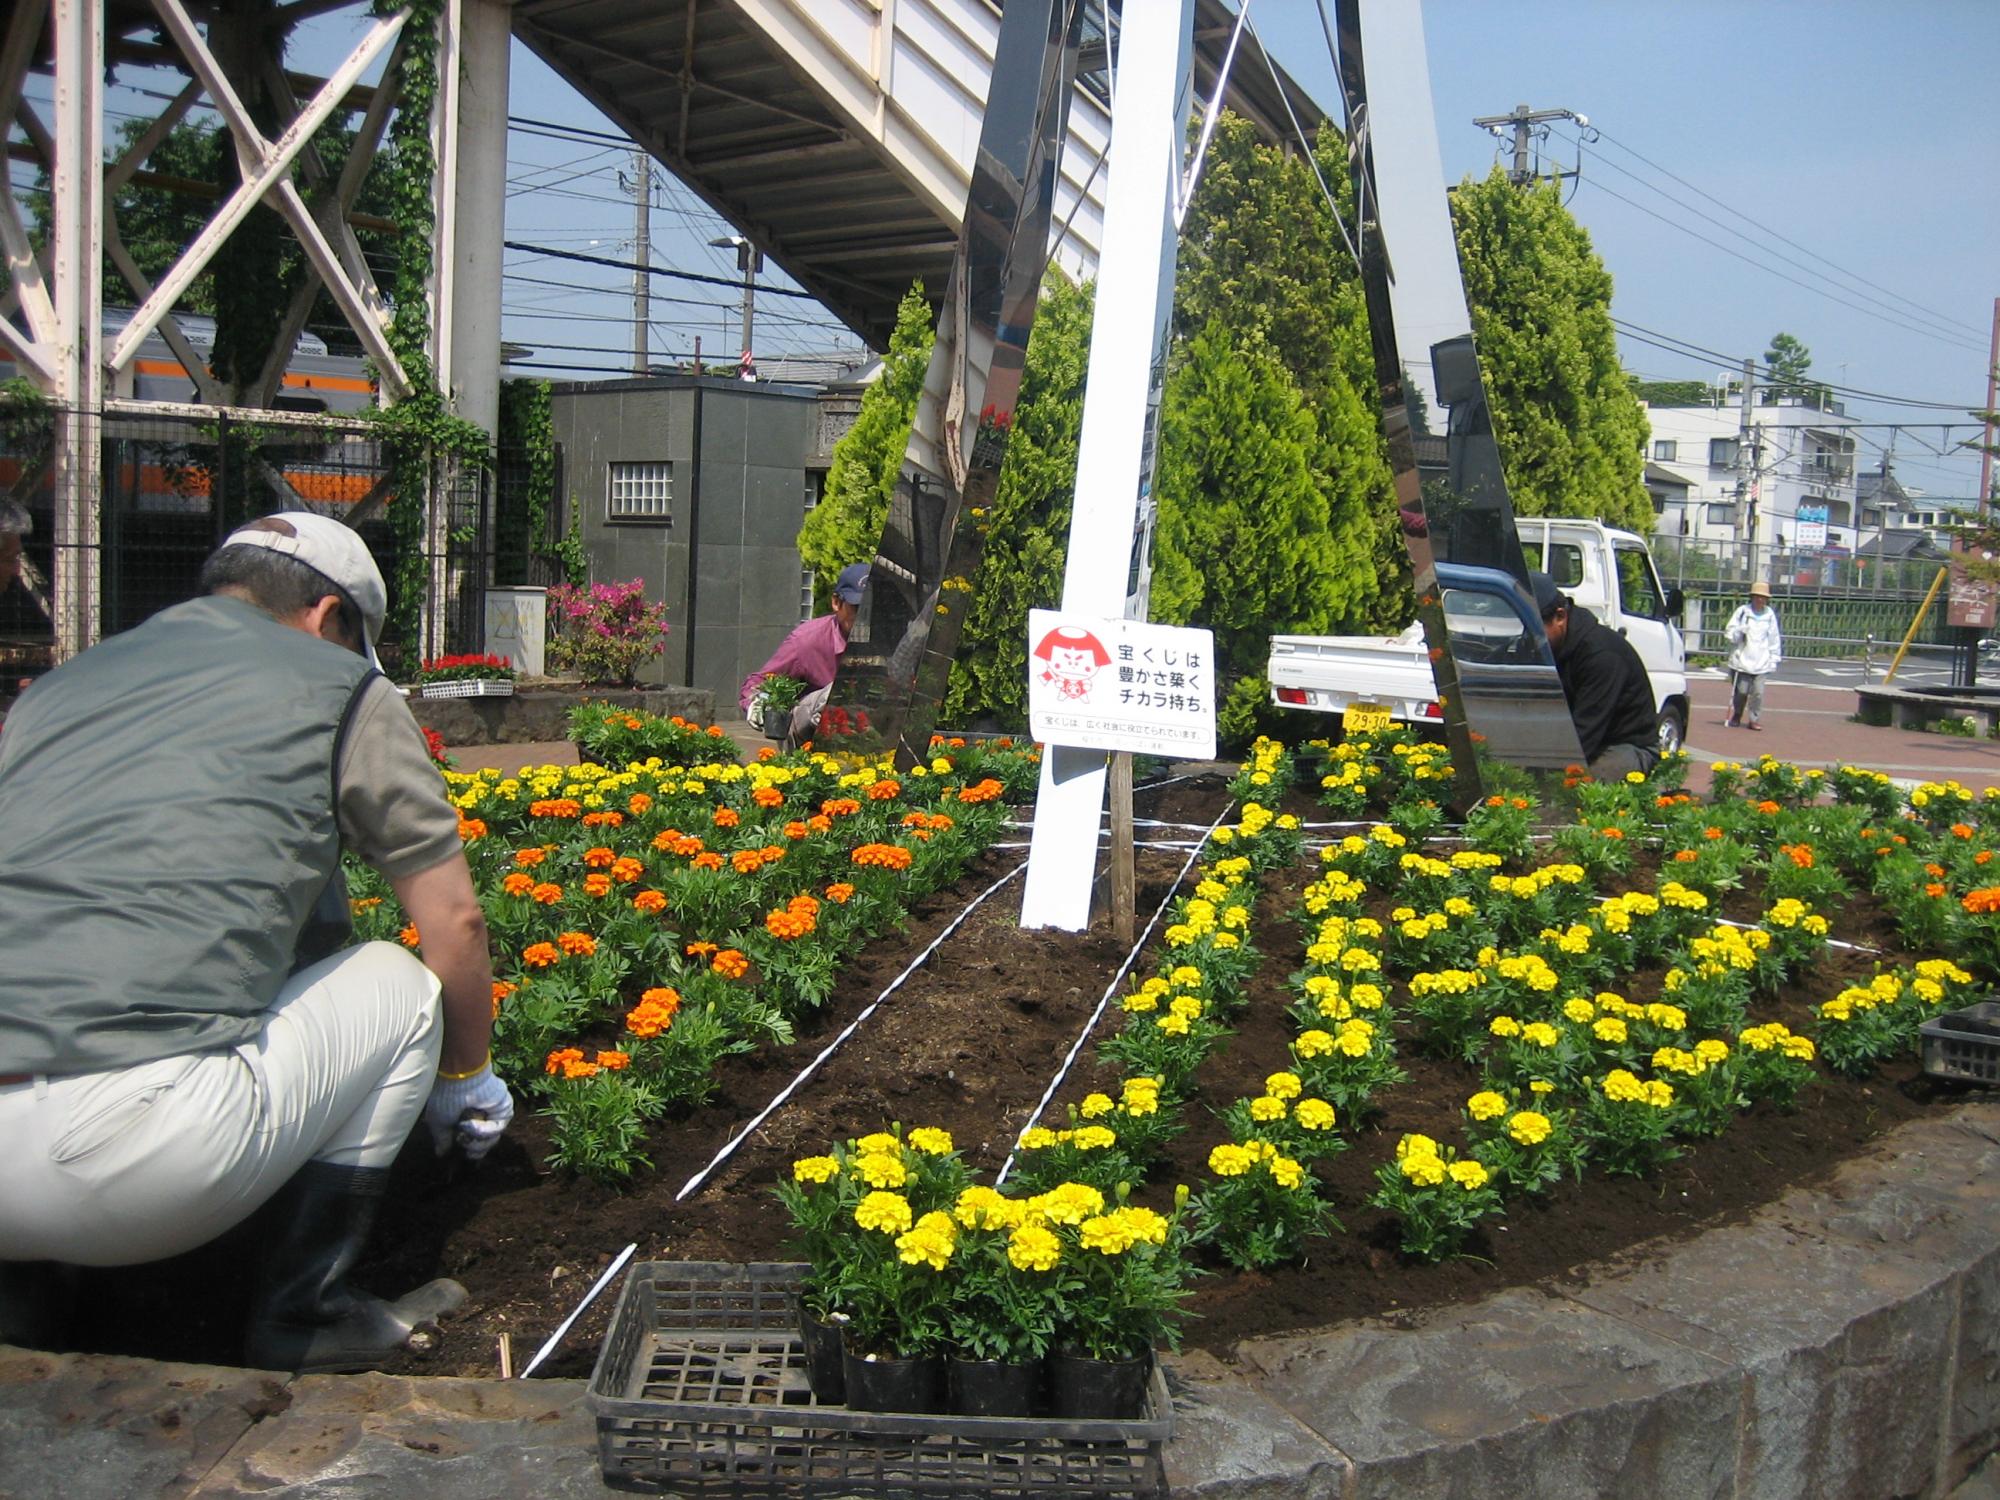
{"left": 1684, "top": 673, "right": 2000, "bottom": 792}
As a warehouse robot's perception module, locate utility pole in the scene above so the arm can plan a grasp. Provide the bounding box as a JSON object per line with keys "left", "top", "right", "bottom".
{"left": 1470, "top": 103, "right": 1590, "bottom": 186}
{"left": 627, "top": 149, "right": 651, "bottom": 375}
{"left": 1981, "top": 297, "right": 1998, "bottom": 520}
{"left": 1735, "top": 356, "right": 1758, "bottom": 574}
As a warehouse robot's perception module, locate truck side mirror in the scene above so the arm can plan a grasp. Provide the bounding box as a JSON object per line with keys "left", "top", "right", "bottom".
{"left": 1664, "top": 586, "right": 1686, "bottom": 620}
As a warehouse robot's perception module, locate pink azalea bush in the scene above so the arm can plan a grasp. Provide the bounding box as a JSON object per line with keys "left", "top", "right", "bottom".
{"left": 545, "top": 579, "right": 671, "bottom": 686}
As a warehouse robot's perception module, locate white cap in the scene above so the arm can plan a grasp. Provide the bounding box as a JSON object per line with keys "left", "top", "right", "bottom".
{"left": 222, "top": 511, "right": 387, "bottom": 668}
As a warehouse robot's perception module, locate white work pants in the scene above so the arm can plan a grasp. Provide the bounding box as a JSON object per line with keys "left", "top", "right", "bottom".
{"left": 0, "top": 942, "right": 441, "bottom": 1266}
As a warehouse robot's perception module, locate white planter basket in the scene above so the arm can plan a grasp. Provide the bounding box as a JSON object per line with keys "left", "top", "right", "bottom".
{"left": 417, "top": 678, "right": 516, "bottom": 700}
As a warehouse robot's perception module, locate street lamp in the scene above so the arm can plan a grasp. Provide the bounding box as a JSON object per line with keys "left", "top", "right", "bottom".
{"left": 708, "top": 234, "right": 763, "bottom": 380}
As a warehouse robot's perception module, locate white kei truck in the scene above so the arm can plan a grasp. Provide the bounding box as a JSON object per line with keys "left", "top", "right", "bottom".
{"left": 1267, "top": 519, "right": 1691, "bottom": 756}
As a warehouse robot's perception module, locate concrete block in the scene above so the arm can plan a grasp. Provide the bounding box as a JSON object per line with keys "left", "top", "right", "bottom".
{"left": 1162, "top": 1349, "right": 1351, "bottom": 1499}
{"left": 0, "top": 1348, "right": 279, "bottom": 1500}
{"left": 1234, "top": 1288, "right": 1740, "bottom": 1500}
{"left": 185, "top": 1373, "right": 604, "bottom": 1499}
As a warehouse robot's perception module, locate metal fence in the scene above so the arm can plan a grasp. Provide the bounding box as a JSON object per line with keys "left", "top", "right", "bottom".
{"left": 1, "top": 401, "right": 507, "bottom": 691}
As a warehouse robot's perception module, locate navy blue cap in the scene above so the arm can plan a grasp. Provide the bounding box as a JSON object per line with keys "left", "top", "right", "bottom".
{"left": 834, "top": 562, "right": 871, "bottom": 605}
{"left": 1528, "top": 570, "right": 1565, "bottom": 620}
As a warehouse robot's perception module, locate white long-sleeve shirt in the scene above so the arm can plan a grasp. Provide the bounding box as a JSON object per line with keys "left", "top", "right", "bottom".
{"left": 1725, "top": 603, "right": 1783, "bottom": 675}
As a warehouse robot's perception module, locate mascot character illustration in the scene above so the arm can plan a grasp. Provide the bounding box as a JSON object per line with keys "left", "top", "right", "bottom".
{"left": 1033, "top": 625, "right": 1111, "bottom": 703}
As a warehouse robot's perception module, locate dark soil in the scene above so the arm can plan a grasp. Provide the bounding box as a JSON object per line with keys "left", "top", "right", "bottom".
{"left": 57, "top": 774, "right": 1978, "bottom": 1381}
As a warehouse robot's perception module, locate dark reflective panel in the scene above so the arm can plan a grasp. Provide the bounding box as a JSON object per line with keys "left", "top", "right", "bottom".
{"left": 822, "top": 0, "right": 1085, "bottom": 761}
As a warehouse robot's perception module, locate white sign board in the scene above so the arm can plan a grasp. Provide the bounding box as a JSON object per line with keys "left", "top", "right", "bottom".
{"left": 1026, "top": 611, "right": 1216, "bottom": 759}
{"left": 1795, "top": 504, "right": 1829, "bottom": 550}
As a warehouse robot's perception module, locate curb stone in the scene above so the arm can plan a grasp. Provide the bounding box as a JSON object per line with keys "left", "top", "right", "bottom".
{"left": 2, "top": 1100, "right": 1997, "bottom": 1499}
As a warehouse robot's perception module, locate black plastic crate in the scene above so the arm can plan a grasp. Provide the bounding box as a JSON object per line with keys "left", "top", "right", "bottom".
{"left": 1920, "top": 1001, "right": 2000, "bottom": 1085}
{"left": 586, "top": 1261, "right": 1171, "bottom": 1496}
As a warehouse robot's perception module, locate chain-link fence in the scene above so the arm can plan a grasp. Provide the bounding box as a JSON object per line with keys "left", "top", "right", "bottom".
{"left": 1, "top": 400, "right": 502, "bottom": 697}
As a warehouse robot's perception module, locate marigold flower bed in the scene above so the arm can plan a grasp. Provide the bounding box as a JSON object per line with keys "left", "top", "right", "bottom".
{"left": 51, "top": 744, "right": 1991, "bottom": 1380}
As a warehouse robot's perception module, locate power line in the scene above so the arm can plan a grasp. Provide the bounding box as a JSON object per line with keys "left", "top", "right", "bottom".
{"left": 504, "top": 240, "right": 823, "bottom": 300}
{"left": 1588, "top": 124, "right": 1984, "bottom": 345}
{"left": 1613, "top": 318, "right": 1981, "bottom": 411}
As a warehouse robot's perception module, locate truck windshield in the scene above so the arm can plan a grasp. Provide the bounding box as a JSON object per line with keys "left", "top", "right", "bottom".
{"left": 1615, "top": 546, "right": 1665, "bottom": 618}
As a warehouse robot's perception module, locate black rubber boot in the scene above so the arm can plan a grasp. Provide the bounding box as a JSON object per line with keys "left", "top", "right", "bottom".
{"left": 0, "top": 1260, "right": 76, "bottom": 1350}
{"left": 243, "top": 1160, "right": 465, "bottom": 1374}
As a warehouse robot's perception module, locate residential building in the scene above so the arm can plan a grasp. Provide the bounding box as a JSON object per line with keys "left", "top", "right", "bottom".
{"left": 1641, "top": 389, "right": 1860, "bottom": 550}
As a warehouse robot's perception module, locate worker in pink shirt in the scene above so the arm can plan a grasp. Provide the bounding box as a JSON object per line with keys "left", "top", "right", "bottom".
{"left": 740, "top": 562, "right": 870, "bottom": 742}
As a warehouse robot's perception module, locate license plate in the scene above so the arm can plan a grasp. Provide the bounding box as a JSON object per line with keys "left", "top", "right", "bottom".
{"left": 1343, "top": 701, "right": 1392, "bottom": 735}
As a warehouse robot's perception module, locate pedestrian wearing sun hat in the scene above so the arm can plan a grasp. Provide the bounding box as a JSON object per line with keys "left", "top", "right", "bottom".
{"left": 1725, "top": 581, "right": 1783, "bottom": 730}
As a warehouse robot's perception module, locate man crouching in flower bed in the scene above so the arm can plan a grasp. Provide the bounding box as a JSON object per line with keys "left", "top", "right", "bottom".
{"left": 0, "top": 513, "right": 513, "bottom": 1372}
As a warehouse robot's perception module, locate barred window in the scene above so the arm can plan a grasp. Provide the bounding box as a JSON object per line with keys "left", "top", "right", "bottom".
{"left": 607, "top": 461, "right": 672, "bottom": 522}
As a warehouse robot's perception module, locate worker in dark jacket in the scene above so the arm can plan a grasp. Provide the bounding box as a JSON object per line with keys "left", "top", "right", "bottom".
{"left": 1530, "top": 570, "right": 1659, "bottom": 778}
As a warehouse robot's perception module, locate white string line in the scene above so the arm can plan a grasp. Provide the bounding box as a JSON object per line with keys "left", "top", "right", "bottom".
{"left": 518, "top": 1241, "right": 635, "bottom": 1379}
{"left": 673, "top": 861, "right": 1028, "bottom": 1202}
{"left": 995, "top": 801, "right": 1237, "bottom": 1186}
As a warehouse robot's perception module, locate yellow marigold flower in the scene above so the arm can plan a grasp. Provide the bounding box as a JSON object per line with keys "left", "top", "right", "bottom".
{"left": 1350, "top": 982, "right": 1386, "bottom": 1009}
{"left": 1645, "top": 1003, "right": 1688, "bottom": 1032}
{"left": 856, "top": 1132, "right": 901, "bottom": 1155}
{"left": 1250, "top": 1095, "right": 1288, "bottom": 1123}
{"left": 1269, "top": 1155, "right": 1305, "bottom": 1190}
{"left": 1593, "top": 1017, "right": 1629, "bottom": 1045}
{"left": 1018, "top": 1127, "right": 1060, "bottom": 1151}
{"left": 1467, "top": 1091, "right": 1508, "bottom": 1122}
{"left": 1508, "top": 1111, "right": 1552, "bottom": 1146}
{"left": 1294, "top": 1098, "right": 1336, "bottom": 1131}
{"left": 855, "top": 1191, "right": 913, "bottom": 1234}
{"left": 1602, "top": 1069, "right": 1646, "bottom": 1103}
{"left": 792, "top": 1155, "right": 839, "bottom": 1184}
{"left": 895, "top": 1211, "right": 957, "bottom": 1270}
{"left": 1157, "top": 1011, "right": 1192, "bottom": 1037}
{"left": 1400, "top": 1151, "right": 1446, "bottom": 1187}
{"left": 1564, "top": 998, "right": 1597, "bottom": 1024}
{"left": 1693, "top": 1039, "right": 1729, "bottom": 1066}
{"left": 1643, "top": 1079, "right": 1675, "bottom": 1109}
{"left": 1122, "top": 989, "right": 1160, "bottom": 1013}
{"left": 1522, "top": 1022, "right": 1560, "bottom": 1048}
{"left": 1079, "top": 1214, "right": 1138, "bottom": 1255}
{"left": 1070, "top": 1125, "right": 1118, "bottom": 1151}
{"left": 1529, "top": 1078, "right": 1556, "bottom": 1095}
{"left": 1208, "top": 1143, "right": 1255, "bottom": 1177}
{"left": 1115, "top": 1206, "right": 1169, "bottom": 1245}
{"left": 954, "top": 1186, "right": 1013, "bottom": 1230}
{"left": 1490, "top": 1015, "right": 1523, "bottom": 1038}
{"left": 1265, "top": 1071, "right": 1302, "bottom": 1100}
{"left": 853, "top": 1152, "right": 907, "bottom": 1189}
{"left": 1448, "top": 1158, "right": 1490, "bottom": 1190}
{"left": 1034, "top": 1183, "right": 1105, "bottom": 1225}
{"left": 1295, "top": 1029, "right": 1335, "bottom": 1059}
{"left": 906, "top": 1126, "right": 954, "bottom": 1156}
{"left": 1396, "top": 1132, "right": 1439, "bottom": 1162}
{"left": 1080, "top": 1093, "right": 1115, "bottom": 1119}
{"left": 1169, "top": 994, "right": 1204, "bottom": 1020}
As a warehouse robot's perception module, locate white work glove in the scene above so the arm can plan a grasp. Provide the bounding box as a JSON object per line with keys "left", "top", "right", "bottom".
{"left": 425, "top": 1064, "right": 515, "bottom": 1162}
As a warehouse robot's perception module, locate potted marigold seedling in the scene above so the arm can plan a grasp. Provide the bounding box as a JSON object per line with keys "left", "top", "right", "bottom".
{"left": 941, "top": 1185, "right": 1061, "bottom": 1417}
{"left": 752, "top": 672, "right": 806, "bottom": 740}
{"left": 1042, "top": 1181, "right": 1192, "bottom": 1421}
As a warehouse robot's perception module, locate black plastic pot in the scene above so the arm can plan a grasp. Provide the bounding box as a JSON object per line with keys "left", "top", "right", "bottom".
{"left": 947, "top": 1355, "right": 1042, "bottom": 1417}
{"left": 795, "top": 1302, "right": 848, "bottom": 1404}
{"left": 842, "top": 1347, "right": 945, "bottom": 1414}
{"left": 1048, "top": 1346, "right": 1151, "bottom": 1421}
{"left": 762, "top": 707, "right": 791, "bottom": 740}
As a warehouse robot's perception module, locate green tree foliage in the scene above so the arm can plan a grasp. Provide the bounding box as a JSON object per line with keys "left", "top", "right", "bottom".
{"left": 941, "top": 275, "right": 1093, "bottom": 724}
{"left": 1763, "top": 332, "right": 1812, "bottom": 392}
{"left": 796, "top": 283, "right": 933, "bottom": 603}
{"left": 1450, "top": 170, "right": 1652, "bottom": 532}
{"left": 1631, "top": 379, "right": 1712, "bottom": 408}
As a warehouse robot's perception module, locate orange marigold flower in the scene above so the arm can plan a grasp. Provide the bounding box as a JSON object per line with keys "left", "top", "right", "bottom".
{"left": 1485, "top": 795, "right": 1504, "bottom": 807}
{"left": 581, "top": 810, "right": 625, "bottom": 829}
{"left": 752, "top": 786, "right": 784, "bottom": 808}
{"left": 628, "top": 792, "right": 653, "bottom": 815}
{"left": 1926, "top": 863, "right": 1947, "bottom": 878}
{"left": 714, "top": 807, "right": 741, "bottom": 828}
{"left": 851, "top": 842, "right": 914, "bottom": 871}
{"left": 610, "top": 856, "right": 645, "bottom": 883}
{"left": 809, "top": 814, "right": 833, "bottom": 834}
{"left": 1962, "top": 887, "right": 2000, "bottom": 915}
{"left": 712, "top": 948, "right": 751, "bottom": 979}
{"left": 513, "top": 847, "right": 547, "bottom": 867}
{"left": 502, "top": 872, "right": 536, "bottom": 896}
{"left": 765, "top": 907, "right": 817, "bottom": 940}
{"left": 1753, "top": 800, "right": 1781, "bottom": 815}
{"left": 708, "top": 725, "right": 725, "bottom": 738}
{"left": 1600, "top": 827, "right": 1625, "bottom": 840}
{"left": 821, "top": 798, "right": 862, "bottom": 818}
{"left": 545, "top": 1046, "right": 583, "bottom": 1075}
{"left": 692, "top": 851, "right": 724, "bottom": 871}
{"left": 1953, "top": 823, "right": 1976, "bottom": 840}
{"left": 732, "top": 849, "right": 766, "bottom": 874}
{"left": 1979, "top": 851, "right": 1996, "bottom": 866}
{"left": 563, "top": 1058, "right": 600, "bottom": 1079}
{"left": 583, "top": 873, "right": 613, "bottom": 898}
{"left": 633, "top": 889, "right": 667, "bottom": 914}
{"left": 627, "top": 990, "right": 680, "bottom": 1038}
{"left": 784, "top": 820, "right": 810, "bottom": 840}
{"left": 686, "top": 941, "right": 718, "bottom": 958}
{"left": 399, "top": 924, "right": 420, "bottom": 948}
{"left": 624, "top": 716, "right": 643, "bottom": 730}
{"left": 868, "top": 779, "right": 902, "bottom": 801}
{"left": 530, "top": 798, "right": 581, "bottom": 819}
{"left": 1672, "top": 849, "right": 1698, "bottom": 863}
{"left": 825, "top": 882, "right": 855, "bottom": 903}
{"left": 640, "top": 985, "right": 681, "bottom": 1011}
{"left": 1779, "top": 843, "right": 1814, "bottom": 869}
{"left": 557, "top": 930, "right": 597, "bottom": 957}
{"left": 524, "top": 941, "right": 561, "bottom": 968}
{"left": 956, "top": 779, "right": 1004, "bottom": 805}
{"left": 595, "top": 1049, "right": 631, "bottom": 1071}
{"left": 1927, "top": 882, "right": 1948, "bottom": 898}
{"left": 757, "top": 746, "right": 777, "bottom": 761}
{"left": 583, "top": 846, "right": 617, "bottom": 869}
{"left": 531, "top": 881, "right": 563, "bottom": 905}
{"left": 490, "top": 979, "right": 516, "bottom": 1018}
{"left": 458, "top": 817, "right": 487, "bottom": 841}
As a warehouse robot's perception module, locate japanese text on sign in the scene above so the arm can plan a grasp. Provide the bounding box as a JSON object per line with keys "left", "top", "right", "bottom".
{"left": 1027, "top": 611, "right": 1217, "bottom": 759}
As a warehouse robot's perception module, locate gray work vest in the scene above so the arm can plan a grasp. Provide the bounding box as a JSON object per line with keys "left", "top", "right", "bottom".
{"left": 0, "top": 594, "right": 375, "bottom": 1074}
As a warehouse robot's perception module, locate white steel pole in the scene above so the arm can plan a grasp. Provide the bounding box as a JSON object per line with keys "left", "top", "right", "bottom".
{"left": 1019, "top": 0, "right": 1194, "bottom": 932}
{"left": 50, "top": 0, "right": 102, "bottom": 660}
